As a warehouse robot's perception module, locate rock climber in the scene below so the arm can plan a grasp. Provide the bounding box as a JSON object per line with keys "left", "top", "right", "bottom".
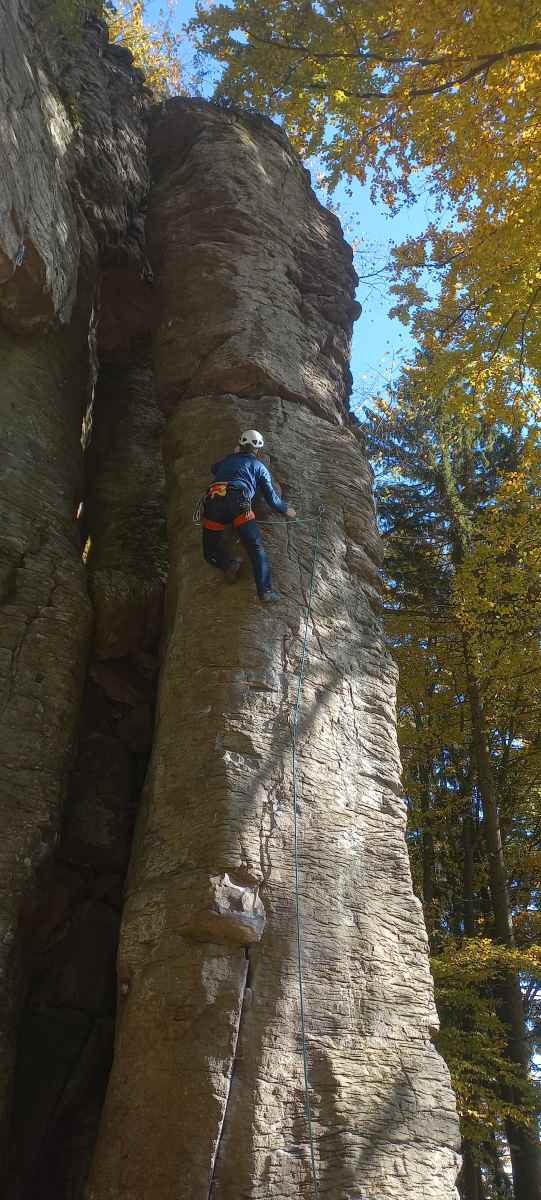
{"left": 202, "top": 429, "right": 296, "bottom": 603}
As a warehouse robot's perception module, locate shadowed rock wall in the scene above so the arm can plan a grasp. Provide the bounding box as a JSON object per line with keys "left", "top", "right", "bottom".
{"left": 0, "top": 2, "right": 149, "bottom": 334}
{"left": 0, "top": 0, "right": 150, "bottom": 1169}
{"left": 86, "top": 349, "right": 166, "bottom": 661}
{"left": 87, "top": 100, "right": 460, "bottom": 1200}
{"left": 4, "top": 258, "right": 166, "bottom": 1200}
{"left": 0, "top": 293, "right": 94, "bottom": 1152}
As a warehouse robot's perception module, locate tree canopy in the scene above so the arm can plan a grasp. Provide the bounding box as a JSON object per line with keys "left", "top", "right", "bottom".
{"left": 361, "top": 371, "right": 541, "bottom": 1197}
{"left": 105, "top": 1, "right": 183, "bottom": 94}
{"left": 191, "top": 2, "right": 541, "bottom": 382}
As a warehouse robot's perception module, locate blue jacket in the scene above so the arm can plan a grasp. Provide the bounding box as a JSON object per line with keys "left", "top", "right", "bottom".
{"left": 211, "top": 453, "right": 288, "bottom": 514}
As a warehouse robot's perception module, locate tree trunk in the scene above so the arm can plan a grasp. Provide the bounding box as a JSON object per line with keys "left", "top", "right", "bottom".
{"left": 463, "top": 639, "right": 541, "bottom": 1200}
{"left": 87, "top": 99, "right": 461, "bottom": 1200}
{"left": 459, "top": 810, "right": 489, "bottom": 1200}
{"left": 419, "top": 765, "right": 436, "bottom": 946}
{"left": 422, "top": 817, "right": 436, "bottom": 939}
{"left": 459, "top": 1142, "right": 483, "bottom": 1200}
{"left": 435, "top": 432, "right": 540, "bottom": 1199}
{"left": 462, "top": 803, "right": 476, "bottom": 938}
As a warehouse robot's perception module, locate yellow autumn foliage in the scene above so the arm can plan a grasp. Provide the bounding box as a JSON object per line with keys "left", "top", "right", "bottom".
{"left": 434, "top": 940, "right": 541, "bottom": 1138}
{"left": 106, "top": 1, "right": 182, "bottom": 94}
{"left": 192, "top": 1, "right": 541, "bottom": 403}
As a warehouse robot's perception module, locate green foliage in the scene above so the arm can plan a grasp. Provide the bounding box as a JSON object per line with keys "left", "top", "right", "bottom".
{"left": 361, "top": 380, "right": 541, "bottom": 1175}
{"left": 433, "top": 941, "right": 541, "bottom": 1141}
{"left": 46, "top": 0, "right": 104, "bottom": 35}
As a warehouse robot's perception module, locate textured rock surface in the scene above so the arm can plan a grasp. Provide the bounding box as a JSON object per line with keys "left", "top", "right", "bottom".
{"left": 148, "top": 99, "right": 360, "bottom": 423}
{"left": 0, "top": 300, "right": 93, "bottom": 1149}
{"left": 0, "top": 1, "right": 149, "bottom": 333}
{"left": 85, "top": 349, "right": 166, "bottom": 660}
{"left": 5, "top": 670, "right": 151, "bottom": 1200}
{"left": 0, "top": 0, "right": 149, "bottom": 1164}
{"left": 5, "top": 325, "right": 165, "bottom": 1199}
{"left": 4, "top": 255, "right": 165, "bottom": 1197}
{"left": 88, "top": 102, "right": 460, "bottom": 1200}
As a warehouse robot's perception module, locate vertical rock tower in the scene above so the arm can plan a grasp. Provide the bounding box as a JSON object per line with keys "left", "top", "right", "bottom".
{"left": 86, "top": 101, "right": 460, "bottom": 1199}
{"left": 0, "top": 3, "right": 151, "bottom": 1174}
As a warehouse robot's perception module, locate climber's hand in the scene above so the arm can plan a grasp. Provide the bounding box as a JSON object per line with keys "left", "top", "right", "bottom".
{"left": 286, "top": 506, "right": 297, "bottom": 518}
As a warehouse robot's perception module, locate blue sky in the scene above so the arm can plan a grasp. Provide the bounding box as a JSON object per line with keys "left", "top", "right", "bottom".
{"left": 145, "top": 1, "right": 438, "bottom": 415}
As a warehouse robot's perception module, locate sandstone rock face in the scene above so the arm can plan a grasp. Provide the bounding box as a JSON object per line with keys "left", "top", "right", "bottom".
{"left": 0, "top": 302, "right": 93, "bottom": 1150}
{"left": 148, "top": 99, "right": 360, "bottom": 423}
{"left": 1, "top": 16, "right": 460, "bottom": 1189}
{"left": 5, "top": 672, "right": 155, "bottom": 1200}
{"left": 3, "top": 258, "right": 165, "bottom": 1200}
{"left": 88, "top": 102, "right": 460, "bottom": 1200}
{"left": 85, "top": 350, "right": 166, "bottom": 660}
{"left": 5, "top": 329, "right": 166, "bottom": 1198}
{"left": 0, "top": 1, "right": 149, "bottom": 333}
{"left": 0, "top": 1, "right": 149, "bottom": 1165}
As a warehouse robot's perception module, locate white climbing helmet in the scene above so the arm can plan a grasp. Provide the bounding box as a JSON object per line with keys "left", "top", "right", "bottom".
{"left": 239, "top": 429, "right": 264, "bottom": 451}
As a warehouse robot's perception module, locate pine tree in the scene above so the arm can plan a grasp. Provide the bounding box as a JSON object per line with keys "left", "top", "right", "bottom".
{"left": 361, "top": 374, "right": 541, "bottom": 1198}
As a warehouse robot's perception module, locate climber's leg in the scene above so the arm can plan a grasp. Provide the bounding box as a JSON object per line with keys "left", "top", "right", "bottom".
{"left": 202, "top": 494, "right": 241, "bottom": 580}
{"left": 238, "top": 520, "right": 273, "bottom": 597}
{"left": 202, "top": 526, "right": 229, "bottom": 570}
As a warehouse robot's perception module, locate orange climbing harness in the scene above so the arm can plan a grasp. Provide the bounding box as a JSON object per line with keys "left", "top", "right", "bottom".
{"left": 232, "top": 510, "right": 255, "bottom": 527}
{"left": 202, "top": 510, "right": 255, "bottom": 531}
{"left": 202, "top": 517, "right": 226, "bottom": 531}
{"left": 202, "top": 482, "right": 255, "bottom": 531}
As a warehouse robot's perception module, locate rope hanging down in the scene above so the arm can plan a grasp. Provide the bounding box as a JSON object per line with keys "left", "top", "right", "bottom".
{"left": 193, "top": 488, "right": 323, "bottom": 1192}
{"left": 290, "top": 504, "right": 324, "bottom": 1200}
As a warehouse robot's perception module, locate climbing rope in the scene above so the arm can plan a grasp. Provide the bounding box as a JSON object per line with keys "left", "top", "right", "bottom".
{"left": 193, "top": 492, "right": 323, "bottom": 1190}
{"left": 0, "top": 242, "right": 25, "bottom": 286}
{"left": 290, "top": 504, "right": 324, "bottom": 1200}
{"left": 192, "top": 493, "right": 316, "bottom": 526}
{"left": 192, "top": 493, "right": 207, "bottom": 524}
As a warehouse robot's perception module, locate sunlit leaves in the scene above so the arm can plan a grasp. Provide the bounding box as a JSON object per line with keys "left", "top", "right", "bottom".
{"left": 106, "top": 1, "right": 183, "bottom": 94}
{"left": 361, "top": 382, "right": 541, "bottom": 1158}
{"left": 191, "top": 1, "right": 541, "bottom": 390}
{"left": 435, "top": 941, "right": 540, "bottom": 1139}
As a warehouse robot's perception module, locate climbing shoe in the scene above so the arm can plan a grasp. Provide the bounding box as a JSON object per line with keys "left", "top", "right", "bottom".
{"left": 224, "top": 558, "right": 242, "bottom": 584}
{"left": 259, "top": 590, "right": 281, "bottom": 604}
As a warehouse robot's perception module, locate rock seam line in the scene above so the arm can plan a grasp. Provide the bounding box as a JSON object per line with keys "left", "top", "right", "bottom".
{"left": 207, "top": 951, "right": 250, "bottom": 1198}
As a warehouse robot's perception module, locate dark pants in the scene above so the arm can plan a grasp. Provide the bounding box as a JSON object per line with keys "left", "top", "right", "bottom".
{"left": 202, "top": 491, "right": 272, "bottom": 597}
